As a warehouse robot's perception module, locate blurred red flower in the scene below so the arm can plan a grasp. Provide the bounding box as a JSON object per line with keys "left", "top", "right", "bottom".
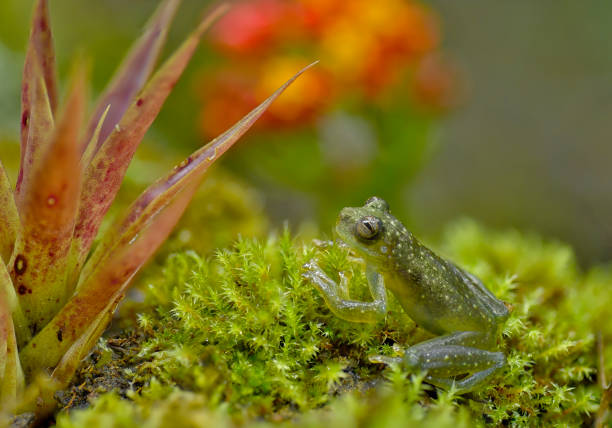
{"left": 199, "top": 0, "right": 452, "bottom": 137}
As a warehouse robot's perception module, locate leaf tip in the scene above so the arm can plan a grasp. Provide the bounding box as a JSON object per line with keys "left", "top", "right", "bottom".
{"left": 195, "top": 2, "right": 231, "bottom": 38}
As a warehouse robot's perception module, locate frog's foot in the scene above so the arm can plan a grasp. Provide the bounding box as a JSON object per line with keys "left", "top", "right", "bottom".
{"left": 369, "top": 354, "right": 403, "bottom": 365}
{"left": 312, "top": 239, "right": 334, "bottom": 249}
{"left": 302, "top": 260, "right": 387, "bottom": 323}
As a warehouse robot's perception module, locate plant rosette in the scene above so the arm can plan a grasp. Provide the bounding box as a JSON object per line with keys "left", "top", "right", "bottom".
{"left": 0, "top": 0, "right": 315, "bottom": 420}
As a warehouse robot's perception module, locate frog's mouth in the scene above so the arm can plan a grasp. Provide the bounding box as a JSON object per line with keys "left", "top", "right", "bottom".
{"left": 333, "top": 237, "right": 368, "bottom": 264}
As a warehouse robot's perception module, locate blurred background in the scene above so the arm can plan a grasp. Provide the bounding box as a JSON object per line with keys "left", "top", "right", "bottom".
{"left": 0, "top": 0, "right": 610, "bottom": 265}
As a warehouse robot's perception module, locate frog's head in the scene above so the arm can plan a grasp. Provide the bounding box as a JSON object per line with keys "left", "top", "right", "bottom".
{"left": 335, "top": 196, "right": 412, "bottom": 270}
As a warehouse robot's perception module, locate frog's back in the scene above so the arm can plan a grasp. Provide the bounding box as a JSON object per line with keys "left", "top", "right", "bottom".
{"left": 451, "top": 262, "right": 510, "bottom": 321}
{"left": 388, "top": 243, "right": 507, "bottom": 336}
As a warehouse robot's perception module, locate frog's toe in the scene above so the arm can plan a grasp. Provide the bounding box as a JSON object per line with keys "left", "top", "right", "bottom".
{"left": 369, "top": 354, "right": 403, "bottom": 365}
{"left": 301, "top": 261, "right": 338, "bottom": 294}
{"left": 312, "top": 239, "right": 334, "bottom": 249}
{"left": 301, "top": 261, "right": 321, "bottom": 278}
{"left": 302, "top": 259, "right": 328, "bottom": 273}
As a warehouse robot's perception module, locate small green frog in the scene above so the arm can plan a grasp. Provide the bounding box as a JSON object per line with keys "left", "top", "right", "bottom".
{"left": 303, "top": 197, "right": 509, "bottom": 392}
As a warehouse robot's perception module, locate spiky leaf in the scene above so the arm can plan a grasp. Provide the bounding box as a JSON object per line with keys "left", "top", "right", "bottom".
{"left": 82, "top": 0, "right": 181, "bottom": 155}
{"left": 17, "top": 0, "right": 57, "bottom": 196}
{"left": 19, "top": 64, "right": 316, "bottom": 377}
{"left": 71, "top": 4, "right": 229, "bottom": 277}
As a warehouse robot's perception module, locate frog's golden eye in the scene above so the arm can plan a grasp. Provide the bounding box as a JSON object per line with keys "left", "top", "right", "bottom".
{"left": 356, "top": 216, "right": 382, "bottom": 240}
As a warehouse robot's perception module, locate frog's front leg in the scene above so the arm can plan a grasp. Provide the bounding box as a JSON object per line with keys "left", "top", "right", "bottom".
{"left": 302, "top": 261, "right": 387, "bottom": 323}
{"left": 372, "top": 332, "right": 505, "bottom": 393}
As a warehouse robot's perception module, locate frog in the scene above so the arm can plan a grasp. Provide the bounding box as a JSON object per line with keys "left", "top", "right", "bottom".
{"left": 302, "top": 196, "right": 509, "bottom": 392}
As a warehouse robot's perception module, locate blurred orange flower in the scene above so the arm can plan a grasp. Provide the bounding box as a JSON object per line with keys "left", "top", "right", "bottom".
{"left": 199, "top": 0, "right": 448, "bottom": 137}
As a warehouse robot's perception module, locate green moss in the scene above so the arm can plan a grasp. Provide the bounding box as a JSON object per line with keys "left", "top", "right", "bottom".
{"left": 55, "top": 220, "right": 612, "bottom": 427}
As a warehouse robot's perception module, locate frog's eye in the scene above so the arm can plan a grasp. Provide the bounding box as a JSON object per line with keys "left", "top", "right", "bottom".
{"left": 356, "top": 216, "right": 382, "bottom": 240}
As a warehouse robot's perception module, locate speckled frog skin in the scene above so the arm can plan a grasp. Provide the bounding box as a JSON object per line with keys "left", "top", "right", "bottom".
{"left": 303, "top": 197, "right": 509, "bottom": 392}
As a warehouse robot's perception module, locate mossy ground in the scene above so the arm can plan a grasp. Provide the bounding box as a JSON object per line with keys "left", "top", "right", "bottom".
{"left": 3, "top": 142, "right": 609, "bottom": 427}
{"left": 47, "top": 215, "right": 612, "bottom": 428}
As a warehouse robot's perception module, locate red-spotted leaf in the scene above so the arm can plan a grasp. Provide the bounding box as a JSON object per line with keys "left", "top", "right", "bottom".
{"left": 19, "top": 63, "right": 316, "bottom": 375}
{"left": 0, "top": 258, "right": 28, "bottom": 349}
{"left": 17, "top": 0, "right": 57, "bottom": 196}
{"left": 82, "top": 0, "right": 181, "bottom": 156}
{"left": 72, "top": 3, "right": 229, "bottom": 277}
{"left": 0, "top": 163, "right": 19, "bottom": 265}
{"left": 20, "top": 182, "right": 199, "bottom": 376}
{"left": 10, "top": 64, "right": 87, "bottom": 335}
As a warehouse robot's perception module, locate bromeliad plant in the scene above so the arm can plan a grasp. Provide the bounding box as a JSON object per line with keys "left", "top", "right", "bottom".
{"left": 0, "top": 0, "right": 313, "bottom": 417}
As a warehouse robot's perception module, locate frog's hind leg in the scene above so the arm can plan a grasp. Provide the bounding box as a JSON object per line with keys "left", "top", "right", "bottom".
{"left": 302, "top": 261, "right": 387, "bottom": 323}
{"left": 371, "top": 332, "right": 505, "bottom": 393}
{"left": 404, "top": 337, "right": 505, "bottom": 393}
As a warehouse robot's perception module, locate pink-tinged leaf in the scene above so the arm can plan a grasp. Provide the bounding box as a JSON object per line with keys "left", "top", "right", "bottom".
{"left": 0, "top": 261, "right": 25, "bottom": 403}
{"left": 20, "top": 63, "right": 316, "bottom": 375}
{"left": 17, "top": 0, "right": 57, "bottom": 193}
{"left": 0, "top": 162, "right": 19, "bottom": 265}
{"left": 15, "top": 63, "right": 54, "bottom": 205}
{"left": 20, "top": 182, "right": 199, "bottom": 376}
{"left": 10, "top": 64, "right": 87, "bottom": 335}
{"left": 82, "top": 0, "right": 181, "bottom": 156}
{"left": 72, "top": 3, "right": 229, "bottom": 276}
{"left": 81, "top": 61, "right": 318, "bottom": 282}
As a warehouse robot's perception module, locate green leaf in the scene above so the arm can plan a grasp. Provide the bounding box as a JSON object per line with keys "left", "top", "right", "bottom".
{"left": 0, "top": 260, "right": 25, "bottom": 403}
{"left": 0, "top": 162, "right": 19, "bottom": 265}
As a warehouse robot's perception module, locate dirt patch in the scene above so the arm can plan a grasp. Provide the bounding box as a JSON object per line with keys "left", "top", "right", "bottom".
{"left": 55, "top": 331, "right": 147, "bottom": 412}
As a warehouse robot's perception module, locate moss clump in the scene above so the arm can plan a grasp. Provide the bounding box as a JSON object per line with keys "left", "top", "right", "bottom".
{"left": 54, "top": 220, "right": 611, "bottom": 427}
{"left": 134, "top": 229, "right": 412, "bottom": 417}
